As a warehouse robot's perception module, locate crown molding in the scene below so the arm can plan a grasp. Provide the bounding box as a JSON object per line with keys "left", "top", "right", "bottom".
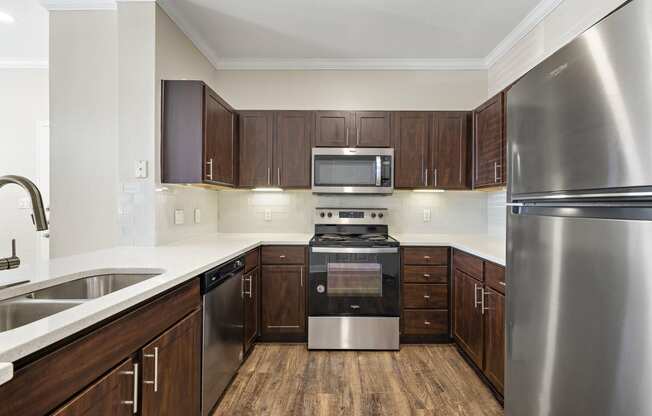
{"left": 215, "top": 58, "right": 487, "bottom": 71}
{"left": 41, "top": 0, "right": 154, "bottom": 11}
{"left": 0, "top": 60, "right": 49, "bottom": 69}
{"left": 484, "top": 0, "right": 564, "bottom": 68}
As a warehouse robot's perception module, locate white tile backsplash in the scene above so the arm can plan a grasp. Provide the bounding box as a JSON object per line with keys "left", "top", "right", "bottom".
{"left": 217, "top": 190, "right": 489, "bottom": 235}
{"left": 487, "top": 190, "right": 507, "bottom": 239}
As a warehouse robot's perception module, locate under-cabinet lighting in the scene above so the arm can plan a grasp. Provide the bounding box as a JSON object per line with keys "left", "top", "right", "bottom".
{"left": 413, "top": 189, "right": 445, "bottom": 193}
{"left": 0, "top": 11, "right": 14, "bottom": 24}
{"left": 252, "top": 187, "right": 283, "bottom": 192}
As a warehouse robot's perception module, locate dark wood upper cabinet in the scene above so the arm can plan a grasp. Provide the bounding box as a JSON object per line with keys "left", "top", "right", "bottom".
{"left": 315, "top": 111, "right": 353, "bottom": 147}
{"left": 238, "top": 111, "right": 274, "bottom": 187}
{"left": 261, "top": 264, "right": 306, "bottom": 337}
{"left": 431, "top": 112, "right": 471, "bottom": 189}
{"left": 274, "top": 111, "right": 313, "bottom": 188}
{"left": 392, "top": 112, "right": 430, "bottom": 188}
{"left": 141, "top": 309, "right": 201, "bottom": 416}
{"left": 52, "top": 359, "right": 135, "bottom": 416}
{"left": 453, "top": 269, "right": 484, "bottom": 368}
{"left": 483, "top": 287, "right": 505, "bottom": 395}
{"left": 161, "top": 80, "right": 236, "bottom": 187}
{"left": 354, "top": 111, "right": 391, "bottom": 147}
{"left": 473, "top": 92, "right": 506, "bottom": 188}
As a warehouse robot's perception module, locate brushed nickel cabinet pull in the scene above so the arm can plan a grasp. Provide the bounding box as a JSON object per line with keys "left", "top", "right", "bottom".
{"left": 425, "top": 168, "right": 428, "bottom": 187}
{"left": 120, "top": 363, "right": 138, "bottom": 414}
{"left": 300, "top": 266, "right": 303, "bottom": 287}
{"left": 424, "top": 321, "right": 431, "bottom": 326}
{"left": 143, "top": 347, "right": 159, "bottom": 392}
{"left": 499, "top": 281, "right": 506, "bottom": 286}
{"left": 206, "top": 159, "right": 214, "bottom": 181}
{"left": 423, "top": 273, "right": 431, "bottom": 278}
{"left": 346, "top": 127, "right": 350, "bottom": 146}
{"left": 267, "top": 167, "right": 271, "bottom": 185}
{"left": 423, "top": 294, "right": 431, "bottom": 299}
{"left": 423, "top": 255, "right": 431, "bottom": 259}
{"left": 434, "top": 168, "right": 438, "bottom": 188}
{"left": 277, "top": 167, "right": 281, "bottom": 186}
{"left": 279, "top": 254, "right": 286, "bottom": 259}
{"left": 482, "top": 289, "right": 491, "bottom": 315}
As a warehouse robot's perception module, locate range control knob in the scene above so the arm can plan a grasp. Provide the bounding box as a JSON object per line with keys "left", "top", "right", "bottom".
{"left": 327, "top": 212, "right": 333, "bottom": 218}
{"left": 316, "top": 284, "right": 325, "bottom": 294}
{"left": 319, "top": 212, "right": 325, "bottom": 218}
{"left": 378, "top": 213, "right": 384, "bottom": 218}
{"left": 371, "top": 213, "right": 377, "bottom": 218}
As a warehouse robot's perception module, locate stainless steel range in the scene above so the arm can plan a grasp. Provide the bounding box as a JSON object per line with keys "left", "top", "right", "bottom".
{"left": 308, "top": 208, "right": 400, "bottom": 350}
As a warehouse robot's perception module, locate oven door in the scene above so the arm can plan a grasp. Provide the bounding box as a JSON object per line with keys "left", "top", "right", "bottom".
{"left": 312, "top": 148, "right": 393, "bottom": 194}
{"left": 309, "top": 247, "right": 400, "bottom": 316}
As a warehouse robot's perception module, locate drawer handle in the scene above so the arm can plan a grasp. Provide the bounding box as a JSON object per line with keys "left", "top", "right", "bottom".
{"left": 423, "top": 295, "right": 430, "bottom": 299}
{"left": 424, "top": 321, "right": 431, "bottom": 325}
{"left": 279, "top": 255, "right": 286, "bottom": 259}
{"left": 423, "top": 273, "right": 431, "bottom": 278}
{"left": 423, "top": 255, "right": 431, "bottom": 259}
{"left": 499, "top": 281, "right": 506, "bottom": 286}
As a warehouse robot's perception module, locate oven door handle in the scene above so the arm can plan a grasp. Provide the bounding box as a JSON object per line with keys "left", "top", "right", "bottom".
{"left": 310, "top": 247, "right": 399, "bottom": 254}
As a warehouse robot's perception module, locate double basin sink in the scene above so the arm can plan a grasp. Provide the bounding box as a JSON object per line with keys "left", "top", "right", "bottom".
{"left": 0, "top": 273, "right": 160, "bottom": 333}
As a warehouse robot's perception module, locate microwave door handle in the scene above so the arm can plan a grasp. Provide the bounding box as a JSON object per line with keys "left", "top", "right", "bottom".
{"left": 376, "top": 156, "right": 382, "bottom": 186}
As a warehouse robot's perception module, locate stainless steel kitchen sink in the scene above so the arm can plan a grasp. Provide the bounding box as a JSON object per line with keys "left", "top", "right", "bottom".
{"left": 0, "top": 299, "right": 84, "bottom": 332}
{"left": 0, "top": 272, "right": 160, "bottom": 332}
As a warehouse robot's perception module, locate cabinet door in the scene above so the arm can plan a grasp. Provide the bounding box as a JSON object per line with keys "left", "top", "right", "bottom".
{"left": 392, "top": 112, "right": 430, "bottom": 188}
{"left": 261, "top": 265, "right": 305, "bottom": 336}
{"left": 239, "top": 111, "right": 274, "bottom": 187}
{"left": 354, "top": 111, "right": 391, "bottom": 147}
{"left": 204, "top": 87, "right": 236, "bottom": 186}
{"left": 483, "top": 287, "right": 505, "bottom": 395}
{"left": 141, "top": 310, "right": 201, "bottom": 416}
{"left": 275, "top": 111, "right": 313, "bottom": 188}
{"left": 453, "top": 269, "right": 484, "bottom": 368}
{"left": 52, "top": 359, "right": 136, "bottom": 416}
{"left": 244, "top": 268, "right": 259, "bottom": 353}
{"left": 432, "top": 112, "right": 470, "bottom": 189}
{"left": 315, "top": 111, "right": 354, "bottom": 147}
{"left": 473, "top": 93, "right": 505, "bottom": 188}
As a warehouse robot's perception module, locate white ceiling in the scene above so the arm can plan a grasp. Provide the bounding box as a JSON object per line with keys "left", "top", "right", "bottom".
{"left": 158, "top": 0, "right": 560, "bottom": 70}
{"left": 0, "top": 0, "right": 48, "bottom": 67}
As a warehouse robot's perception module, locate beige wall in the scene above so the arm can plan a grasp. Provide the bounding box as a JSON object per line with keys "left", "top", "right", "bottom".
{"left": 154, "top": 4, "right": 220, "bottom": 244}
{"left": 49, "top": 10, "right": 119, "bottom": 258}
{"left": 488, "top": 0, "right": 625, "bottom": 95}
{"left": 0, "top": 69, "right": 49, "bottom": 265}
{"left": 215, "top": 70, "right": 488, "bottom": 111}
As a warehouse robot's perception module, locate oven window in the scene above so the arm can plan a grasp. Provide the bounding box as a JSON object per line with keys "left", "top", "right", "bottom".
{"left": 314, "top": 155, "right": 377, "bottom": 186}
{"left": 327, "top": 263, "right": 382, "bottom": 297}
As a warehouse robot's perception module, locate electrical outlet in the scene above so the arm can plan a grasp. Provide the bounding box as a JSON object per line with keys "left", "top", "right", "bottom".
{"left": 174, "top": 209, "right": 185, "bottom": 225}
{"left": 135, "top": 160, "right": 148, "bottom": 178}
{"left": 194, "top": 208, "right": 201, "bottom": 224}
{"left": 423, "top": 208, "right": 431, "bottom": 223}
{"left": 264, "top": 209, "right": 272, "bottom": 221}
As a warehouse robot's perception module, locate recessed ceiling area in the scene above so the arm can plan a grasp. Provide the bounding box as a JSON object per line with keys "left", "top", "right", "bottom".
{"left": 158, "top": 0, "right": 550, "bottom": 70}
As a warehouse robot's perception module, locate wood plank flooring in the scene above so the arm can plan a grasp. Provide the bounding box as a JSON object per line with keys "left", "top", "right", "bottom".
{"left": 213, "top": 344, "right": 503, "bottom": 416}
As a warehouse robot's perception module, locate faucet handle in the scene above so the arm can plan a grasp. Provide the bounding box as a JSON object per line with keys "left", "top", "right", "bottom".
{"left": 11, "top": 239, "right": 16, "bottom": 258}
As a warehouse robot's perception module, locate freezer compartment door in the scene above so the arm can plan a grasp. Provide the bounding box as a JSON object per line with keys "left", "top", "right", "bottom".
{"left": 507, "top": 0, "right": 652, "bottom": 197}
{"left": 507, "top": 209, "right": 652, "bottom": 416}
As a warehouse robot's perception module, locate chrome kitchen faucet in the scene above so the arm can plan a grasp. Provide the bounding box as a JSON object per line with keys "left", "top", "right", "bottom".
{"left": 0, "top": 175, "right": 48, "bottom": 271}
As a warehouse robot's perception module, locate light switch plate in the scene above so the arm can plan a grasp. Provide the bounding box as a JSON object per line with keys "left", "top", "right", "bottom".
{"left": 135, "top": 160, "right": 148, "bottom": 178}
{"left": 174, "top": 209, "right": 185, "bottom": 225}
{"left": 194, "top": 208, "right": 201, "bottom": 224}
{"left": 264, "top": 209, "right": 272, "bottom": 221}
{"left": 423, "top": 208, "right": 431, "bottom": 223}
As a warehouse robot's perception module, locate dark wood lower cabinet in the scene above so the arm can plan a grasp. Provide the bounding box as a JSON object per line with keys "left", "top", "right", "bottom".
{"left": 141, "top": 309, "right": 201, "bottom": 416}
{"left": 244, "top": 267, "right": 259, "bottom": 353}
{"left": 261, "top": 264, "right": 306, "bottom": 339}
{"left": 483, "top": 287, "right": 505, "bottom": 395}
{"left": 52, "top": 359, "right": 136, "bottom": 416}
{"left": 453, "top": 269, "right": 484, "bottom": 368}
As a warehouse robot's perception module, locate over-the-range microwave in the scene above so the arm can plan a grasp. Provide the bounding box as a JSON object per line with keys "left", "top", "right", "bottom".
{"left": 311, "top": 148, "right": 394, "bottom": 194}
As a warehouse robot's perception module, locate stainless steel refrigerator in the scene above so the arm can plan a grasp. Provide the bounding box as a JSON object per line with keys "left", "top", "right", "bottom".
{"left": 506, "top": 0, "right": 652, "bottom": 415}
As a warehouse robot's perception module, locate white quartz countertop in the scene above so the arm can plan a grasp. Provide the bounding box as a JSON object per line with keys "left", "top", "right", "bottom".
{"left": 394, "top": 233, "right": 506, "bottom": 266}
{"left": 0, "top": 231, "right": 503, "bottom": 385}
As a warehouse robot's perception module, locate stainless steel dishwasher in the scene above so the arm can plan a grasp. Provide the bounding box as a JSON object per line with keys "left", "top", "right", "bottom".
{"left": 200, "top": 257, "right": 244, "bottom": 416}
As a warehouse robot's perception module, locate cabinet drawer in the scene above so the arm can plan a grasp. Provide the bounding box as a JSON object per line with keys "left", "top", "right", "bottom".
{"left": 453, "top": 250, "right": 483, "bottom": 280}
{"left": 244, "top": 249, "right": 259, "bottom": 272}
{"left": 403, "top": 247, "right": 448, "bottom": 265}
{"left": 403, "top": 266, "right": 448, "bottom": 284}
{"left": 403, "top": 310, "right": 448, "bottom": 335}
{"left": 261, "top": 246, "right": 305, "bottom": 265}
{"left": 485, "top": 261, "right": 505, "bottom": 294}
{"left": 403, "top": 284, "right": 448, "bottom": 309}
